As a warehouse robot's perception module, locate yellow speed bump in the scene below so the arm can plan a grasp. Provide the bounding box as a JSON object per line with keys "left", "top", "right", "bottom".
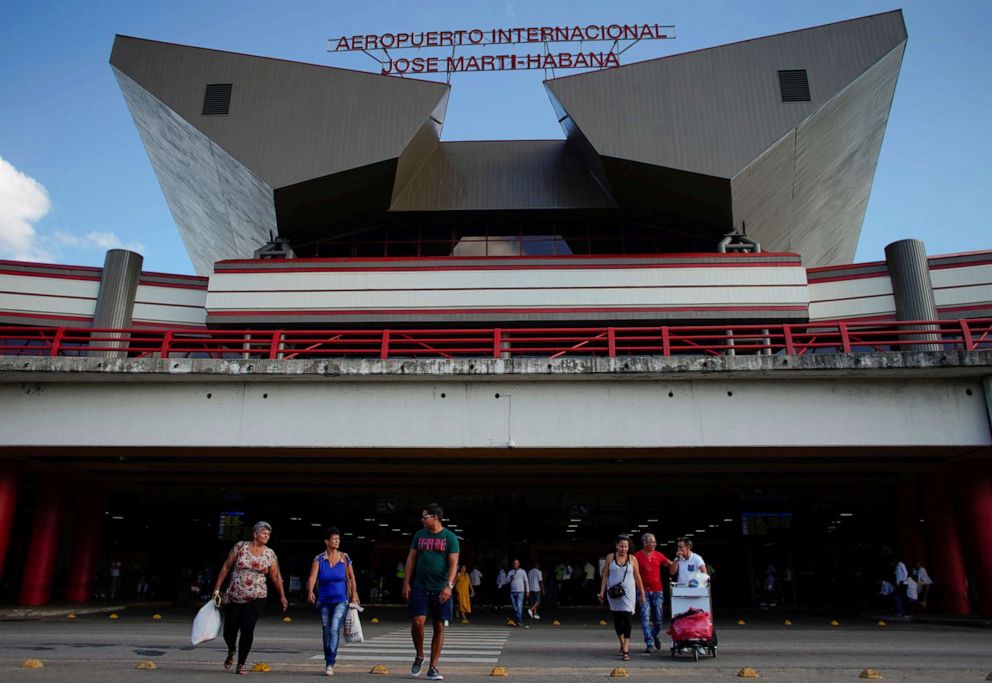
{"left": 461, "top": 618, "right": 470, "bottom": 624}
{"left": 737, "top": 618, "right": 746, "bottom": 625}
{"left": 252, "top": 662, "right": 272, "bottom": 672}
{"left": 830, "top": 620, "right": 840, "bottom": 626}
{"left": 737, "top": 667, "right": 760, "bottom": 678}
{"left": 109, "top": 613, "right": 120, "bottom": 619}
{"left": 66, "top": 613, "right": 77, "bottom": 620}
{"left": 609, "top": 667, "right": 629, "bottom": 677}
{"left": 552, "top": 619, "right": 561, "bottom": 625}
{"left": 490, "top": 666, "right": 509, "bottom": 676}
{"left": 985, "top": 673, "right": 992, "bottom": 681}
{"left": 783, "top": 619, "right": 792, "bottom": 626}
{"left": 282, "top": 616, "right": 292, "bottom": 623}
{"left": 370, "top": 664, "right": 389, "bottom": 674}
{"left": 152, "top": 614, "right": 162, "bottom": 620}
{"left": 22, "top": 659, "right": 44, "bottom": 668}
{"left": 370, "top": 617, "right": 380, "bottom": 624}
{"left": 877, "top": 620, "right": 887, "bottom": 626}
{"left": 859, "top": 669, "right": 883, "bottom": 680}
{"left": 599, "top": 619, "right": 608, "bottom": 626}
{"left": 136, "top": 661, "right": 157, "bottom": 670}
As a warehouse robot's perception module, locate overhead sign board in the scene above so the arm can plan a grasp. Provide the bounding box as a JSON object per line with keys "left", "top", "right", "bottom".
{"left": 328, "top": 23, "right": 674, "bottom": 76}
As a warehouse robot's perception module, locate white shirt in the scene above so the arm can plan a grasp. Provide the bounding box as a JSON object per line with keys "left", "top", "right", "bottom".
{"left": 562, "top": 565, "right": 573, "bottom": 580}
{"left": 496, "top": 569, "right": 507, "bottom": 588}
{"left": 894, "top": 561, "right": 909, "bottom": 585}
{"left": 675, "top": 552, "right": 706, "bottom": 584}
{"left": 469, "top": 569, "right": 483, "bottom": 587}
{"left": 906, "top": 577, "right": 919, "bottom": 601}
{"left": 527, "top": 568, "right": 543, "bottom": 592}
{"left": 508, "top": 568, "right": 528, "bottom": 592}
{"left": 583, "top": 562, "right": 595, "bottom": 580}
{"left": 915, "top": 566, "right": 933, "bottom": 586}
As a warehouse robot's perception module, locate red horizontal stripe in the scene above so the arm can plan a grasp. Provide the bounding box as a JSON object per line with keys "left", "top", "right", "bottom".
{"left": 929, "top": 259, "right": 992, "bottom": 271}
{"left": 216, "top": 252, "right": 801, "bottom": 266}
{"left": 208, "top": 283, "right": 806, "bottom": 295}
{"left": 0, "top": 311, "right": 94, "bottom": 322}
{"left": 806, "top": 260, "right": 886, "bottom": 274}
{"left": 0, "top": 260, "right": 101, "bottom": 273}
{"left": 0, "top": 269, "right": 101, "bottom": 282}
{"left": 807, "top": 271, "right": 889, "bottom": 284}
{"left": 208, "top": 305, "right": 809, "bottom": 317}
{"left": 214, "top": 262, "right": 804, "bottom": 275}
{"left": 138, "top": 280, "right": 208, "bottom": 291}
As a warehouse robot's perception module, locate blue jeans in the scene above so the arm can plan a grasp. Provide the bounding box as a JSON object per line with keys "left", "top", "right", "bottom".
{"left": 639, "top": 591, "right": 665, "bottom": 646}
{"left": 319, "top": 602, "right": 348, "bottom": 666}
{"left": 510, "top": 591, "right": 525, "bottom": 624}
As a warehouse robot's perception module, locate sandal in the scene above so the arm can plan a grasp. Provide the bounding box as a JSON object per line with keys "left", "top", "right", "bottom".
{"left": 236, "top": 663, "right": 248, "bottom": 675}
{"left": 622, "top": 652, "right": 630, "bottom": 661}
{"left": 225, "top": 652, "right": 235, "bottom": 670}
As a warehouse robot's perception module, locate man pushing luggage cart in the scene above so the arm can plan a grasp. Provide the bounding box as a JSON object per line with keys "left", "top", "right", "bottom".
{"left": 667, "top": 538, "right": 716, "bottom": 661}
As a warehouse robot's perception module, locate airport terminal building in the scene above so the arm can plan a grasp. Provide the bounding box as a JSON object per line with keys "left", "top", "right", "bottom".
{"left": 1, "top": 11, "right": 991, "bottom": 616}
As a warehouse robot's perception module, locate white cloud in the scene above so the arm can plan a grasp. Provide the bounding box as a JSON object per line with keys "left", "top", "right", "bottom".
{"left": 0, "top": 155, "right": 144, "bottom": 263}
{"left": 0, "top": 155, "right": 53, "bottom": 261}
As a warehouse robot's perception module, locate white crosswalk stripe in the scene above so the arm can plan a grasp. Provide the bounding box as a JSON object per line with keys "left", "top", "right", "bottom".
{"left": 311, "top": 626, "right": 511, "bottom": 663}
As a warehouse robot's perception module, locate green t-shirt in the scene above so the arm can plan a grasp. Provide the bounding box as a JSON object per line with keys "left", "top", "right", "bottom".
{"left": 410, "top": 528, "right": 460, "bottom": 591}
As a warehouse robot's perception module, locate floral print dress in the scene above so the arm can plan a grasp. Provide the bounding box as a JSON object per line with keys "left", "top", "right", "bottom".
{"left": 225, "top": 541, "right": 276, "bottom": 603}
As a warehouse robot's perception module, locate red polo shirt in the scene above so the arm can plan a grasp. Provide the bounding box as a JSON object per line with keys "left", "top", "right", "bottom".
{"left": 634, "top": 549, "right": 670, "bottom": 592}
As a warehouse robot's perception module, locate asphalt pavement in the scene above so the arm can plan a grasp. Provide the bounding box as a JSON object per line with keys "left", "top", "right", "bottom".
{"left": 1, "top": 606, "right": 990, "bottom": 681}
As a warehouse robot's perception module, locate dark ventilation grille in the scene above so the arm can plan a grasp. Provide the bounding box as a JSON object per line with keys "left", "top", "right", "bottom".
{"left": 778, "top": 70, "right": 810, "bottom": 102}
{"left": 202, "top": 83, "right": 233, "bottom": 115}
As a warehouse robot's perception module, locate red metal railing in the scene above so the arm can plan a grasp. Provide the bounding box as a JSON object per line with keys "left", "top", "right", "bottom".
{"left": 0, "top": 320, "right": 990, "bottom": 361}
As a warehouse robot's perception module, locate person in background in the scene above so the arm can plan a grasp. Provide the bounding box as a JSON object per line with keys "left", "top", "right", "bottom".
{"left": 598, "top": 536, "right": 646, "bottom": 661}
{"left": 633, "top": 533, "right": 671, "bottom": 653}
{"left": 469, "top": 565, "right": 484, "bottom": 605}
{"left": 495, "top": 564, "right": 508, "bottom": 610}
{"left": 213, "top": 521, "right": 289, "bottom": 675}
{"left": 527, "top": 561, "right": 544, "bottom": 620}
{"left": 454, "top": 565, "right": 474, "bottom": 621}
{"left": 913, "top": 562, "right": 934, "bottom": 608}
{"left": 507, "top": 559, "right": 529, "bottom": 627}
{"left": 307, "top": 526, "right": 359, "bottom": 677}
{"left": 892, "top": 558, "right": 910, "bottom": 617}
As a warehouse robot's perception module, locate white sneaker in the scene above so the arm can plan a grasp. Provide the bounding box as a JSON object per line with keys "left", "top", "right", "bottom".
{"left": 527, "top": 608, "right": 534, "bottom": 619}
{"left": 534, "top": 613, "right": 541, "bottom": 620}
{"left": 325, "top": 665, "right": 334, "bottom": 676}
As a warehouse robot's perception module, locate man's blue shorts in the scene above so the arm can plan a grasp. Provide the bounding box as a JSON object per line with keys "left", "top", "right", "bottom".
{"left": 408, "top": 585, "right": 453, "bottom": 623}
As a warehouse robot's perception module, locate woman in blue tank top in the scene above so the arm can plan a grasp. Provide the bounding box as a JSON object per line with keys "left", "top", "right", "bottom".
{"left": 307, "top": 527, "right": 359, "bottom": 676}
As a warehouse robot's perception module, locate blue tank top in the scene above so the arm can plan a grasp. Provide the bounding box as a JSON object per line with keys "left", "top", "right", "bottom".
{"left": 316, "top": 553, "right": 351, "bottom": 605}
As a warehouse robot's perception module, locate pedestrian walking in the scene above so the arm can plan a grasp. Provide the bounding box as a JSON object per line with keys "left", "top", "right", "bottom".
{"left": 633, "top": 533, "right": 671, "bottom": 653}
{"left": 306, "top": 526, "right": 359, "bottom": 677}
{"left": 507, "top": 559, "right": 529, "bottom": 626}
{"left": 495, "top": 564, "right": 508, "bottom": 609}
{"left": 527, "top": 562, "right": 544, "bottom": 619}
{"left": 469, "top": 566, "right": 483, "bottom": 604}
{"left": 598, "top": 536, "right": 645, "bottom": 661}
{"left": 403, "top": 504, "right": 460, "bottom": 681}
{"left": 454, "top": 565, "right": 474, "bottom": 621}
{"left": 212, "top": 521, "right": 289, "bottom": 675}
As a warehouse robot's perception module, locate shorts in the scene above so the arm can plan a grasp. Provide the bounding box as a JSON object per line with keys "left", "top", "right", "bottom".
{"left": 529, "top": 592, "right": 541, "bottom": 606}
{"left": 407, "top": 585, "right": 453, "bottom": 623}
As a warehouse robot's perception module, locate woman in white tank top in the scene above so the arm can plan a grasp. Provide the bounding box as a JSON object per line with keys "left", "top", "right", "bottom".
{"left": 598, "top": 536, "right": 646, "bottom": 660}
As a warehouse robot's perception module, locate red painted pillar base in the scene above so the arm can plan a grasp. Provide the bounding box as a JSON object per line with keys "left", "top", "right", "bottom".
{"left": 923, "top": 476, "right": 971, "bottom": 615}
{"left": 65, "top": 488, "right": 106, "bottom": 603}
{"left": 19, "top": 479, "right": 69, "bottom": 606}
{"left": 0, "top": 460, "right": 24, "bottom": 580}
{"left": 896, "top": 481, "right": 925, "bottom": 565}
{"left": 960, "top": 462, "right": 992, "bottom": 618}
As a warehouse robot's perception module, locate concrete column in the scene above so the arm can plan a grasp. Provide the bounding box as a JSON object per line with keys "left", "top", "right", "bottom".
{"left": 19, "top": 479, "right": 69, "bottom": 606}
{"left": 90, "top": 249, "right": 143, "bottom": 357}
{"left": 959, "top": 462, "right": 992, "bottom": 617}
{"left": 0, "top": 459, "right": 23, "bottom": 579}
{"left": 65, "top": 487, "right": 106, "bottom": 603}
{"left": 884, "top": 239, "right": 940, "bottom": 351}
{"left": 922, "top": 476, "right": 971, "bottom": 615}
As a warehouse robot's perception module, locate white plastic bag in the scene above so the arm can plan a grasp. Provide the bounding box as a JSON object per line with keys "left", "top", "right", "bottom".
{"left": 191, "top": 599, "right": 222, "bottom": 645}
{"left": 343, "top": 603, "right": 364, "bottom": 644}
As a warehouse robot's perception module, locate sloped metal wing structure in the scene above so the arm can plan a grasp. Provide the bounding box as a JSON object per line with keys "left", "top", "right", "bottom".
{"left": 110, "top": 36, "right": 450, "bottom": 274}
{"left": 544, "top": 11, "right": 907, "bottom": 266}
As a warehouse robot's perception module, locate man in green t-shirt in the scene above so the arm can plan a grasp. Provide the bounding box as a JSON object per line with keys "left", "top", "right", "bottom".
{"left": 403, "top": 503, "right": 460, "bottom": 681}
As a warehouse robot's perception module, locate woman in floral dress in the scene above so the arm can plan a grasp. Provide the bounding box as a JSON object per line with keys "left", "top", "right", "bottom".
{"left": 212, "top": 521, "right": 289, "bottom": 674}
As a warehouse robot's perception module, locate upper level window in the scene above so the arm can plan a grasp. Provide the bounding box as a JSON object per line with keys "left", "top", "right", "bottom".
{"left": 778, "top": 70, "right": 810, "bottom": 102}
{"left": 202, "top": 83, "right": 233, "bottom": 115}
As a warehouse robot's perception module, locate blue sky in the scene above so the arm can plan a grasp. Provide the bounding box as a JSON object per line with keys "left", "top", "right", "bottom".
{"left": 0, "top": 1, "right": 989, "bottom": 275}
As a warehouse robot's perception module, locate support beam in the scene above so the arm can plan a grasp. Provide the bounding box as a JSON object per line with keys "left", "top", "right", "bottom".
{"left": 960, "top": 462, "right": 992, "bottom": 617}
{"left": 0, "top": 459, "right": 23, "bottom": 579}
{"left": 19, "top": 479, "right": 69, "bottom": 606}
{"left": 65, "top": 487, "right": 106, "bottom": 603}
{"left": 922, "top": 475, "right": 971, "bottom": 615}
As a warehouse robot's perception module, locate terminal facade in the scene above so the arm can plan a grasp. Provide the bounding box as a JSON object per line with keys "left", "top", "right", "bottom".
{"left": 1, "top": 11, "right": 991, "bottom": 616}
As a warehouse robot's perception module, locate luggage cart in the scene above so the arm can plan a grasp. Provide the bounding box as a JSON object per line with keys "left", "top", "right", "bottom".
{"left": 669, "top": 581, "right": 717, "bottom": 661}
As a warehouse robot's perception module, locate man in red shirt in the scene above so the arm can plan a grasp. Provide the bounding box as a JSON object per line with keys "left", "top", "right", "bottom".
{"left": 633, "top": 533, "right": 672, "bottom": 653}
